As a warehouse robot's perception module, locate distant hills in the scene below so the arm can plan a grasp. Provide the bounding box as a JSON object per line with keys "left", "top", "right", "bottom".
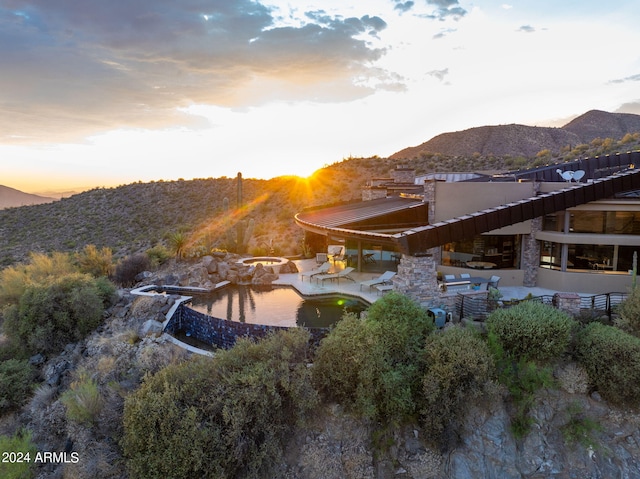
{"left": 391, "top": 110, "right": 640, "bottom": 159}
{"left": 0, "top": 185, "right": 56, "bottom": 209}
{"left": 2, "top": 109, "right": 640, "bottom": 267}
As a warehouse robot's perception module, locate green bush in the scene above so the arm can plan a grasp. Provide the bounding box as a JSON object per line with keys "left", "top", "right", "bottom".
{"left": 60, "top": 372, "right": 104, "bottom": 426}
{"left": 0, "top": 429, "right": 37, "bottom": 479}
{"left": 0, "top": 359, "right": 37, "bottom": 414}
{"left": 420, "top": 327, "right": 493, "bottom": 448}
{"left": 145, "top": 244, "right": 172, "bottom": 267}
{"left": 3, "top": 273, "right": 107, "bottom": 355}
{"left": 313, "top": 292, "right": 433, "bottom": 422}
{"left": 75, "top": 244, "right": 114, "bottom": 278}
{"left": 560, "top": 401, "right": 603, "bottom": 448}
{"left": 123, "top": 328, "right": 317, "bottom": 479}
{"left": 575, "top": 322, "right": 640, "bottom": 405}
{"left": 486, "top": 301, "right": 577, "bottom": 361}
{"left": 616, "top": 287, "right": 640, "bottom": 337}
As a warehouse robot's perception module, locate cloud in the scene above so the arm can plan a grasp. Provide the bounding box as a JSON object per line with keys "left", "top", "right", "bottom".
{"left": 427, "top": 68, "right": 449, "bottom": 81}
{"left": 391, "top": 0, "right": 466, "bottom": 19}
{"left": 616, "top": 101, "right": 640, "bottom": 115}
{"left": 609, "top": 73, "right": 640, "bottom": 84}
{"left": 517, "top": 25, "right": 536, "bottom": 33}
{"left": 432, "top": 28, "right": 456, "bottom": 39}
{"left": 393, "top": 1, "right": 415, "bottom": 13}
{"left": 0, "top": 1, "right": 394, "bottom": 143}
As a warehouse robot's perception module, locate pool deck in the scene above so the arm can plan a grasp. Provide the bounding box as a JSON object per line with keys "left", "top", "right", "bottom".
{"left": 273, "top": 259, "right": 382, "bottom": 304}
{"left": 276, "top": 259, "right": 574, "bottom": 305}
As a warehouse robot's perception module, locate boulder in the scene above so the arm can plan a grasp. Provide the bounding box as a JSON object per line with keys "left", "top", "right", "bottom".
{"left": 139, "top": 319, "right": 164, "bottom": 338}
{"left": 217, "top": 262, "right": 231, "bottom": 280}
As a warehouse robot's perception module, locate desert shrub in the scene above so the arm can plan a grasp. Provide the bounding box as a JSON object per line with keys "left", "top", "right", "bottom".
{"left": 3, "top": 273, "right": 106, "bottom": 355}
{"left": 123, "top": 328, "right": 317, "bottom": 479}
{"left": 560, "top": 401, "right": 603, "bottom": 448}
{"left": 420, "top": 327, "right": 493, "bottom": 448}
{"left": 145, "top": 244, "right": 172, "bottom": 267}
{"left": 0, "top": 359, "right": 37, "bottom": 414}
{"left": 113, "top": 253, "right": 151, "bottom": 286}
{"left": 575, "top": 322, "right": 640, "bottom": 405}
{"left": 615, "top": 287, "right": 640, "bottom": 337}
{"left": 75, "top": 244, "right": 114, "bottom": 278}
{"left": 486, "top": 301, "right": 577, "bottom": 362}
{"left": 0, "top": 252, "right": 76, "bottom": 305}
{"left": 313, "top": 292, "right": 433, "bottom": 421}
{"left": 0, "top": 429, "right": 37, "bottom": 479}
{"left": 60, "top": 371, "right": 104, "bottom": 426}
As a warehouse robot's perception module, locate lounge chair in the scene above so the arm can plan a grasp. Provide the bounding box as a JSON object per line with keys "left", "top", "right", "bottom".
{"left": 314, "top": 267, "right": 355, "bottom": 284}
{"left": 359, "top": 271, "right": 396, "bottom": 291}
{"left": 328, "top": 245, "right": 345, "bottom": 264}
{"left": 299, "top": 262, "right": 331, "bottom": 282}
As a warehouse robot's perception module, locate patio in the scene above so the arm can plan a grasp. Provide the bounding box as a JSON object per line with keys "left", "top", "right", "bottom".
{"left": 275, "top": 258, "right": 563, "bottom": 306}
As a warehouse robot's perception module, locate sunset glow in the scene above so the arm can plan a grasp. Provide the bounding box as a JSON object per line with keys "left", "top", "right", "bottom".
{"left": 1, "top": 1, "right": 639, "bottom": 194}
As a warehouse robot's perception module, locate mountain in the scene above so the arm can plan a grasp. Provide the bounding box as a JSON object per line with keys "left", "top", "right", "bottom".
{"left": 0, "top": 185, "right": 56, "bottom": 209}
{"left": 391, "top": 110, "right": 640, "bottom": 159}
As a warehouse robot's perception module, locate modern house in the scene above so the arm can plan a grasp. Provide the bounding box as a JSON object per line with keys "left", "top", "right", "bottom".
{"left": 295, "top": 151, "right": 640, "bottom": 303}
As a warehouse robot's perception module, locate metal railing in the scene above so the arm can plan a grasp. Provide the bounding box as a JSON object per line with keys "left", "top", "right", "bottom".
{"left": 456, "top": 291, "right": 627, "bottom": 322}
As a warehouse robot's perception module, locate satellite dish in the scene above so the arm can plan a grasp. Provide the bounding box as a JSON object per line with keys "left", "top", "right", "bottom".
{"left": 557, "top": 169, "right": 585, "bottom": 182}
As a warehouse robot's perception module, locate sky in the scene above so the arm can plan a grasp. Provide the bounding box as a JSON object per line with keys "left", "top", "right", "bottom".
{"left": 1, "top": 0, "right": 639, "bottom": 195}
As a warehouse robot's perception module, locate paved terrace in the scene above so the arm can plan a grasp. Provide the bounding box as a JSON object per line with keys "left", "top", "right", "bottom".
{"left": 274, "top": 258, "right": 571, "bottom": 304}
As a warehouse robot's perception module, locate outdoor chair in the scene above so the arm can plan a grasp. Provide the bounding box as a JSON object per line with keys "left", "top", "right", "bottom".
{"left": 460, "top": 273, "right": 471, "bottom": 279}
{"left": 444, "top": 274, "right": 456, "bottom": 282}
{"left": 359, "top": 271, "right": 396, "bottom": 291}
{"left": 314, "top": 267, "right": 355, "bottom": 284}
{"left": 299, "top": 262, "right": 331, "bottom": 282}
{"left": 488, "top": 275, "right": 501, "bottom": 288}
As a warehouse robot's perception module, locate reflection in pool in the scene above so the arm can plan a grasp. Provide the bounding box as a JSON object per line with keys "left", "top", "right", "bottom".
{"left": 186, "top": 284, "right": 368, "bottom": 329}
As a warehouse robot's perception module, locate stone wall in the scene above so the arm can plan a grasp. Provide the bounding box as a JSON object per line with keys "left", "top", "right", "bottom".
{"left": 165, "top": 303, "right": 328, "bottom": 350}
{"left": 361, "top": 187, "right": 388, "bottom": 202}
{"left": 391, "top": 167, "right": 416, "bottom": 184}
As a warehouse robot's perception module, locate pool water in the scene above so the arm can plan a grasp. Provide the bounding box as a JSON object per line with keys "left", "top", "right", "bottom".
{"left": 186, "top": 284, "right": 368, "bottom": 328}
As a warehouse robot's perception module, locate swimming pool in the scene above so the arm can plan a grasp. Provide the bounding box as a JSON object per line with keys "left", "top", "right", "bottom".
{"left": 186, "top": 284, "right": 369, "bottom": 328}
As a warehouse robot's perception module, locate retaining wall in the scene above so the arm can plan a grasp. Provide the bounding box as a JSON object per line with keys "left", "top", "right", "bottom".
{"left": 164, "top": 303, "right": 329, "bottom": 350}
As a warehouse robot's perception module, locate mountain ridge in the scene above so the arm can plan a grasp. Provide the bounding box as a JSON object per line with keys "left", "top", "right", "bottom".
{"left": 0, "top": 184, "right": 56, "bottom": 209}
{"left": 391, "top": 110, "right": 640, "bottom": 159}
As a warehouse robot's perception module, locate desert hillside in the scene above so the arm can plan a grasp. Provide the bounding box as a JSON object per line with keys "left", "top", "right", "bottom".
{"left": 391, "top": 110, "right": 640, "bottom": 159}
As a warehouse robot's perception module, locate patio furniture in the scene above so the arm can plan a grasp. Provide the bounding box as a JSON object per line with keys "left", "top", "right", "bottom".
{"left": 488, "top": 275, "right": 501, "bottom": 288}
{"left": 314, "top": 267, "right": 356, "bottom": 284}
{"left": 460, "top": 273, "right": 471, "bottom": 279}
{"left": 359, "top": 271, "right": 396, "bottom": 291}
{"left": 328, "top": 245, "right": 345, "bottom": 264}
{"left": 299, "top": 262, "right": 331, "bottom": 282}
{"left": 444, "top": 274, "right": 456, "bottom": 282}
{"left": 466, "top": 261, "right": 497, "bottom": 269}
{"left": 375, "top": 284, "right": 394, "bottom": 295}
{"left": 316, "top": 252, "right": 328, "bottom": 264}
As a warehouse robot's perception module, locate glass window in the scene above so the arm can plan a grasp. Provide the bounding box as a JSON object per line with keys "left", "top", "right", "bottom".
{"left": 442, "top": 235, "right": 516, "bottom": 269}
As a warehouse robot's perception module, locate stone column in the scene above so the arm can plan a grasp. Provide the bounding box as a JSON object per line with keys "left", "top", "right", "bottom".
{"left": 393, "top": 251, "right": 440, "bottom": 305}
{"left": 522, "top": 182, "right": 542, "bottom": 287}
{"left": 522, "top": 217, "right": 542, "bottom": 287}
{"left": 552, "top": 292, "right": 581, "bottom": 317}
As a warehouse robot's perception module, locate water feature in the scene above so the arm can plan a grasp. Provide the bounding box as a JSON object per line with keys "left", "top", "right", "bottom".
{"left": 237, "top": 256, "right": 289, "bottom": 273}
{"left": 186, "top": 284, "right": 368, "bottom": 329}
